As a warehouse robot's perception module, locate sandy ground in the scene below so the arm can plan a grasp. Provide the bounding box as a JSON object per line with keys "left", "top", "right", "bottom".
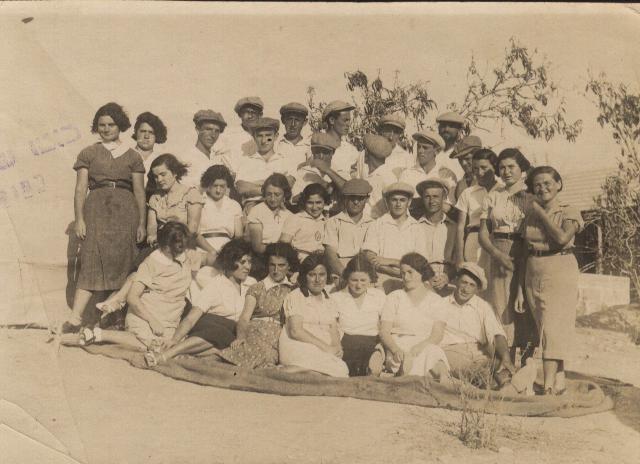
{"left": 1, "top": 327, "right": 639, "bottom": 464}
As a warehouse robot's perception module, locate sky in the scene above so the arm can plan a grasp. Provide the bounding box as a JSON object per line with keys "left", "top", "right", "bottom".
{"left": 3, "top": 2, "right": 640, "bottom": 174}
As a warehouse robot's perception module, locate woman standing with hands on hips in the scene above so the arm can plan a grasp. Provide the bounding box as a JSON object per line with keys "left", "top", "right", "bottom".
{"left": 523, "top": 166, "right": 583, "bottom": 395}
{"left": 62, "top": 102, "right": 146, "bottom": 334}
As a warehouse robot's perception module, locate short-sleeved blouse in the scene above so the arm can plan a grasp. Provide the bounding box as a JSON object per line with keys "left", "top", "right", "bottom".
{"left": 524, "top": 199, "right": 584, "bottom": 251}
{"left": 284, "top": 288, "right": 337, "bottom": 344}
{"left": 280, "top": 211, "right": 326, "bottom": 256}
{"left": 246, "top": 202, "right": 292, "bottom": 244}
{"left": 246, "top": 277, "right": 293, "bottom": 320}
{"left": 381, "top": 289, "right": 446, "bottom": 336}
{"left": 480, "top": 181, "right": 528, "bottom": 234}
{"left": 455, "top": 183, "right": 500, "bottom": 228}
{"left": 73, "top": 142, "right": 145, "bottom": 183}
{"left": 332, "top": 287, "right": 385, "bottom": 336}
{"left": 148, "top": 183, "right": 205, "bottom": 225}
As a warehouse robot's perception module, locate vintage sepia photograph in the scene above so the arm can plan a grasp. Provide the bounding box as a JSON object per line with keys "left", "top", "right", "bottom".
{"left": 1, "top": 2, "right": 639, "bottom": 463}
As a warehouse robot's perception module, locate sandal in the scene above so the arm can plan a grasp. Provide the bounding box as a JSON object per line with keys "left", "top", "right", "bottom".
{"left": 78, "top": 327, "right": 96, "bottom": 346}
{"left": 144, "top": 351, "right": 166, "bottom": 368}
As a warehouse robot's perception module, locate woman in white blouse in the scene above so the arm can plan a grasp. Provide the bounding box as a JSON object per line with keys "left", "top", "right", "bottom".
{"left": 278, "top": 253, "right": 349, "bottom": 377}
{"left": 379, "top": 253, "right": 450, "bottom": 383}
{"left": 331, "top": 254, "right": 386, "bottom": 376}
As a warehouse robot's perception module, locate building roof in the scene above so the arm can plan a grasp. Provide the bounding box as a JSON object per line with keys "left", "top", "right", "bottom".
{"left": 560, "top": 168, "right": 616, "bottom": 212}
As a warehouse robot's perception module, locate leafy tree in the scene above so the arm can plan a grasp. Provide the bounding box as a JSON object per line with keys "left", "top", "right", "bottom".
{"left": 586, "top": 74, "right": 640, "bottom": 296}
{"left": 307, "top": 38, "right": 582, "bottom": 151}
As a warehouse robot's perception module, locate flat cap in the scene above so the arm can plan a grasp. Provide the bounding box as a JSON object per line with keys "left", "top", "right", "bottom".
{"left": 342, "top": 179, "right": 372, "bottom": 196}
{"left": 249, "top": 117, "right": 280, "bottom": 133}
{"left": 322, "top": 100, "right": 355, "bottom": 122}
{"left": 436, "top": 111, "right": 465, "bottom": 126}
{"left": 382, "top": 181, "right": 414, "bottom": 198}
{"left": 193, "top": 110, "right": 227, "bottom": 129}
{"left": 234, "top": 96, "right": 264, "bottom": 115}
{"left": 363, "top": 133, "right": 393, "bottom": 159}
{"left": 280, "top": 102, "right": 309, "bottom": 118}
{"left": 458, "top": 262, "right": 487, "bottom": 290}
{"left": 451, "top": 135, "right": 482, "bottom": 159}
{"left": 379, "top": 113, "right": 406, "bottom": 131}
{"left": 412, "top": 130, "right": 445, "bottom": 150}
{"left": 416, "top": 177, "right": 449, "bottom": 197}
{"left": 310, "top": 132, "right": 340, "bottom": 151}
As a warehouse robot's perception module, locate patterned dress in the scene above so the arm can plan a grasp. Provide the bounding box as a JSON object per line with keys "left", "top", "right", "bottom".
{"left": 219, "top": 278, "right": 293, "bottom": 369}
{"left": 73, "top": 142, "right": 144, "bottom": 291}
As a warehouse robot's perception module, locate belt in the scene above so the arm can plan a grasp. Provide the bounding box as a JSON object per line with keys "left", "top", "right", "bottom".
{"left": 465, "top": 225, "right": 480, "bottom": 234}
{"left": 528, "top": 247, "right": 574, "bottom": 257}
{"left": 201, "top": 232, "right": 231, "bottom": 239}
{"left": 89, "top": 180, "right": 133, "bottom": 192}
{"left": 493, "top": 232, "right": 522, "bottom": 241}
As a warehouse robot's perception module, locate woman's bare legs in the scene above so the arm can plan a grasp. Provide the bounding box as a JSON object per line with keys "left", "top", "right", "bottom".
{"left": 160, "top": 336, "right": 218, "bottom": 362}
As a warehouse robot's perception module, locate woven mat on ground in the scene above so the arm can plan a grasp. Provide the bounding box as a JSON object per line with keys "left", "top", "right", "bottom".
{"left": 83, "top": 344, "right": 615, "bottom": 418}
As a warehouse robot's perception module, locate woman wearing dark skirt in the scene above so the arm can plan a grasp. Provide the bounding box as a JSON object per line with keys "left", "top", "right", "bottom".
{"left": 331, "top": 255, "right": 386, "bottom": 376}
{"left": 62, "top": 102, "right": 146, "bottom": 334}
{"left": 145, "top": 239, "right": 255, "bottom": 365}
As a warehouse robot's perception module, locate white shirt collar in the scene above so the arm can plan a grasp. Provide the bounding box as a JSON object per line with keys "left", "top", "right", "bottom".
{"left": 262, "top": 275, "right": 293, "bottom": 291}
{"left": 151, "top": 249, "right": 187, "bottom": 266}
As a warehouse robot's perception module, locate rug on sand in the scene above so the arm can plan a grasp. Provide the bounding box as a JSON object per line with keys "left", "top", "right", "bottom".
{"left": 82, "top": 344, "right": 615, "bottom": 418}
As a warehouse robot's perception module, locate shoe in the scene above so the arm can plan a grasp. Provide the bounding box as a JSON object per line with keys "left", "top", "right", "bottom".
{"left": 61, "top": 321, "right": 81, "bottom": 334}
{"left": 96, "top": 300, "right": 125, "bottom": 315}
{"left": 78, "top": 327, "right": 96, "bottom": 346}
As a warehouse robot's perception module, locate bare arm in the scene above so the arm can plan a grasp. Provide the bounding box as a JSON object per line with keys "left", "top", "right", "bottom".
{"left": 248, "top": 223, "right": 267, "bottom": 254}
{"left": 73, "top": 168, "right": 89, "bottom": 239}
{"left": 147, "top": 209, "right": 158, "bottom": 246}
{"left": 196, "top": 234, "right": 216, "bottom": 253}
{"left": 287, "top": 315, "right": 333, "bottom": 353}
{"left": 233, "top": 294, "right": 257, "bottom": 343}
{"left": 171, "top": 306, "right": 204, "bottom": 344}
{"left": 324, "top": 245, "right": 345, "bottom": 277}
{"left": 126, "top": 281, "right": 163, "bottom": 333}
{"left": 186, "top": 202, "right": 203, "bottom": 235}
{"left": 409, "top": 321, "right": 446, "bottom": 356}
{"left": 532, "top": 203, "right": 580, "bottom": 246}
{"left": 479, "top": 219, "right": 513, "bottom": 271}
{"left": 233, "top": 215, "right": 244, "bottom": 239}
{"left": 379, "top": 320, "right": 403, "bottom": 360}
{"left": 132, "top": 173, "right": 146, "bottom": 242}
{"left": 455, "top": 208, "right": 466, "bottom": 266}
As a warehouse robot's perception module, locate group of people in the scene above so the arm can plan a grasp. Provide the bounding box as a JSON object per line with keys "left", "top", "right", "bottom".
{"left": 60, "top": 97, "right": 584, "bottom": 396}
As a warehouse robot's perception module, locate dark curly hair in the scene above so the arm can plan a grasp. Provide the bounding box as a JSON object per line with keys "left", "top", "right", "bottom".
{"left": 157, "top": 221, "right": 190, "bottom": 257}
{"left": 342, "top": 253, "right": 377, "bottom": 284}
{"left": 399, "top": 253, "right": 434, "bottom": 282}
{"left": 298, "top": 253, "right": 330, "bottom": 296}
{"left": 472, "top": 148, "right": 498, "bottom": 172}
{"left": 300, "top": 183, "right": 330, "bottom": 206}
{"left": 149, "top": 153, "right": 189, "bottom": 182}
{"left": 264, "top": 242, "right": 299, "bottom": 273}
{"left": 215, "top": 239, "right": 253, "bottom": 274}
{"left": 525, "top": 165, "right": 563, "bottom": 194}
{"left": 201, "top": 164, "right": 234, "bottom": 190}
{"left": 132, "top": 112, "right": 168, "bottom": 144}
{"left": 497, "top": 148, "right": 531, "bottom": 174}
{"left": 261, "top": 172, "right": 292, "bottom": 203}
{"left": 91, "top": 102, "right": 131, "bottom": 133}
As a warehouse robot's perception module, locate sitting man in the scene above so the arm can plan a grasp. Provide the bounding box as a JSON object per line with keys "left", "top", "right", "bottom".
{"left": 291, "top": 132, "right": 346, "bottom": 208}
{"left": 234, "top": 117, "right": 294, "bottom": 212}
{"left": 415, "top": 178, "right": 456, "bottom": 295}
{"left": 323, "top": 179, "right": 375, "bottom": 278}
{"left": 362, "top": 182, "right": 423, "bottom": 293}
{"left": 439, "top": 262, "right": 524, "bottom": 390}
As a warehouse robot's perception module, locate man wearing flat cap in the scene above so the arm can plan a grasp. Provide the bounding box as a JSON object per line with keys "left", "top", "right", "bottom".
{"left": 362, "top": 181, "right": 424, "bottom": 293}
{"left": 217, "top": 96, "right": 264, "bottom": 161}
{"left": 415, "top": 178, "right": 457, "bottom": 294}
{"left": 351, "top": 133, "right": 398, "bottom": 219}
{"left": 378, "top": 113, "right": 414, "bottom": 171}
{"left": 439, "top": 262, "right": 519, "bottom": 388}
{"left": 234, "top": 117, "right": 292, "bottom": 210}
{"left": 323, "top": 178, "right": 375, "bottom": 276}
{"left": 291, "top": 132, "right": 347, "bottom": 206}
{"left": 435, "top": 111, "right": 466, "bottom": 179}
{"left": 399, "top": 130, "right": 458, "bottom": 214}
{"left": 277, "top": 102, "right": 311, "bottom": 169}
{"left": 451, "top": 135, "right": 482, "bottom": 200}
{"left": 322, "top": 100, "right": 361, "bottom": 180}
{"left": 180, "top": 109, "right": 231, "bottom": 188}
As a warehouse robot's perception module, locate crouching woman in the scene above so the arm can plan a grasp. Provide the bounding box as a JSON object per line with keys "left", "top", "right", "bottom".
{"left": 61, "top": 222, "right": 192, "bottom": 350}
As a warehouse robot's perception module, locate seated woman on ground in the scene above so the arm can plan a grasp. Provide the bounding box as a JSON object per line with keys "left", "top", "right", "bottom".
{"left": 331, "top": 254, "right": 386, "bottom": 377}
{"left": 61, "top": 222, "right": 192, "bottom": 351}
{"left": 144, "top": 239, "right": 256, "bottom": 366}
{"left": 96, "top": 154, "right": 207, "bottom": 315}
{"left": 279, "top": 183, "right": 329, "bottom": 262}
{"left": 218, "top": 242, "right": 299, "bottom": 369}
{"left": 278, "top": 253, "right": 349, "bottom": 377}
{"left": 379, "top": 253, "right": 451, "bottom": 384}
{"left": 196, "top": 165, "right": 243, "bottom": 264}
